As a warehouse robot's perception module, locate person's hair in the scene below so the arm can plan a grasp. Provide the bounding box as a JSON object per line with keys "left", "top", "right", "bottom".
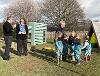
{"left": 63, "top": 34, "right": 67, "bottom": 38}
{"left": 59, "top": 20, "right": 65, "bottom": 26}
{"left": 20, "top": 18, "right": 27, "bottom": 24}
{"left": 85, "top": 36, "right": 89, "bottom": 40}
{"left": 55, "top": 31, "right": 62, "bottom": 40}
{"left": 75, "top": 33, "right": 80, "bottom": 38}
{"left": 71, "top": 31, "right": 76, "bottom": 36}
{"left": 7, "top": 16, "right": 12, "bottom": 20}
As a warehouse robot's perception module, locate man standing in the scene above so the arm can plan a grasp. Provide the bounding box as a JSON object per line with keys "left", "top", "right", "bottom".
{"left": 3, "top": 16, "right": 14, "bottom": 60}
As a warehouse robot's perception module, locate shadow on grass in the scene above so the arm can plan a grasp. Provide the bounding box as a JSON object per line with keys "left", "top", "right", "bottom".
{"left": 29, "top": 50, "right": 85, "bottom": 76}
{"left": 92, "top": 48, "right": 100, "bottom": 53}
{"left": 29, "top": 51, "right": 57, "bottom": 64}
{"left": 0, "top": 50, "right": 5, "bottom": 60}
{"left": 29, "top": 49, "right": 57, "bottom": 63}
{"left": 2, "top": 46, "right": 5, "bottom": 49}
{"left": 2, "top": 46, "right": 18, "bottom": 56}
{"left": 10, "top": 49, "right": 18, "bottom": 56}
{"left": 0, "top": 49, "right": 16, "bottom": 60}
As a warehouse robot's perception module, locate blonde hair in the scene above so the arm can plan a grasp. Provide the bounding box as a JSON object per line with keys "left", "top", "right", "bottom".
{"left": 60, "top": 20, "right": 65, "bottom": 25}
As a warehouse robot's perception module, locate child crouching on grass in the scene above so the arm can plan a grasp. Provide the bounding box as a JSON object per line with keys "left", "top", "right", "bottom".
{"left": 55, "top": 31, "right": 63, "bottom": 64}
{"left": 82, "top": 37, "right": 92, "bottom": 62}
{"left": 74, "top": 34, "right": 82, "bottom": 65}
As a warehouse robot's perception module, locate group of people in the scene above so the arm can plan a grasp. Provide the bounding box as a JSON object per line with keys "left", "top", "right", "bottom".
{"left": 2, "top": 16, "right": 92, "bottom": 65}
{"left": 3, "top": 16, "right": 28, "bottom": 60}
{"left": 55, "top": 21, "right": 92, "bottom": 65}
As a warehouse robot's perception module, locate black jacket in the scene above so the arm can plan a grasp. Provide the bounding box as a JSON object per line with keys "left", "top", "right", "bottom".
{"left": 68, "top": 36, "right": 76, "bottom": 45}
{"left": 16, "top": 24, "right": 28, "bottom": 40}
{"left": 56, "top": 27, "right": 65, "bottom": 42}
{"left": 56, "top": 27, "right": 65, "bottom": 38}
{"left": 3, "top": 21, "right": 13, "bottom": 36}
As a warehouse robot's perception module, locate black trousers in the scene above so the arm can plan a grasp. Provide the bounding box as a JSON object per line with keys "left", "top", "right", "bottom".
{"left": 17, "top": 39, "right": 28, "bottom": 55}
{"left": 4, "top": 36, "right": 13, "bottom": 58}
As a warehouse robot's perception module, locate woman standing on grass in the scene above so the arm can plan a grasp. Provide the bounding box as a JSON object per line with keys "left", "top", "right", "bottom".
{"left": 16, "top": 18, "right": 28, "bottom": 56}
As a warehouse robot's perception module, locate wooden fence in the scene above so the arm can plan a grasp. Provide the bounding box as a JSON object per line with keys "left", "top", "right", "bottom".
{"left": 46, "top": 31, "right": 88, "bottom": 40}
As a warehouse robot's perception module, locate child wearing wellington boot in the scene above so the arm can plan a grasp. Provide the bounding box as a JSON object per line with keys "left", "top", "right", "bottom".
{"left": 74, "top": 34, "right": 82, "bottom": 65}
{"left": 82, "top": 37, "right": 92, "bottom": 62}
{"left": 55, "top": 31, "right": 63, "bottom": 64}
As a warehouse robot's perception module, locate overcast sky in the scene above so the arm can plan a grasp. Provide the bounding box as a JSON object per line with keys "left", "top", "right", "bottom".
{"left": 79, "top": 0, "right": 100, "bottom": 20}
{"left": 0, "top": 0, "right": 100, "bottom": 21}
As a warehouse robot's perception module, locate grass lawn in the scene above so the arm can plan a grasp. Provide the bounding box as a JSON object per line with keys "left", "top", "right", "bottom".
{"left": 0, "top": 39, "right": 100, "bottom": 76}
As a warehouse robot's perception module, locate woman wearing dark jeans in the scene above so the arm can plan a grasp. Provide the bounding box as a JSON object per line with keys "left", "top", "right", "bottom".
{"left": 16, "top": 18, "right": 28, "bottom": 56}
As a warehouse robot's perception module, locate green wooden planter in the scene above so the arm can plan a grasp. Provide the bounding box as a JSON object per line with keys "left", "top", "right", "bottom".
{"left": 29, "top": 22, "right": 47, "bottom": 46}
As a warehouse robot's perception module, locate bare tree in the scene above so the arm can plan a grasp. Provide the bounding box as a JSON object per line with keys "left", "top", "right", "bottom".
{"left": 39, "top": 0, "right": 86, "bottom": 30}
{"left": 4, "top": 0, "right": 36, "bottom": 22}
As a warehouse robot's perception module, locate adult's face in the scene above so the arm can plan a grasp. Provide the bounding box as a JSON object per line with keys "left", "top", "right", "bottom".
{"left": 20, "top": 19, "right": 25, "bottom": 24}
{"left": 60, "top": 22, "right": 65, "bottom": 28}
{"left": 9, "top": 17, "right": 14, "bottom": 24}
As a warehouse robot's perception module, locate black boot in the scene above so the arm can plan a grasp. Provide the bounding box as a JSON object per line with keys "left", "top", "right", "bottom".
{"left": 24, "top": 51, "right": 28, "bottom": 56}
{"left": 17, "top": 51, "right": 21, "bottom": 56}
{"left": 3, "top": 54, "right": 10, "bottom": 60}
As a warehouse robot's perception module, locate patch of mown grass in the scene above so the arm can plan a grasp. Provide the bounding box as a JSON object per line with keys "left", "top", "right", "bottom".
{"left": 0, "top": 41, "right": 100, "bottom": 76}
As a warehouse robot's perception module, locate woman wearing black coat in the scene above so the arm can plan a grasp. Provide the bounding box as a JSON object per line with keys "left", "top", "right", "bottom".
{"left": 16, "top": 18, "right": 28, "bottom": 56}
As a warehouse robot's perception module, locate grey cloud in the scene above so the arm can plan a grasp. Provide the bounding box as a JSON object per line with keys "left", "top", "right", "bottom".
{"left": 0, "top": 0, "right": 11, "bottom": 5}
{"left": 84, "top": 0, "right": 100, "bottom": 20}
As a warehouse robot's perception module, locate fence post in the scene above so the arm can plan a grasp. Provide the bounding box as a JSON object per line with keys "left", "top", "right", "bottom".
{"left": 29, "top": 22, "right": 35, "bottom": 46}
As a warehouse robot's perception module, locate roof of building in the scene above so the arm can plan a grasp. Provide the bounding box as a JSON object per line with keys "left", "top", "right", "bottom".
{"left": 92, "top": 22, "right": 100, "bottom": 48}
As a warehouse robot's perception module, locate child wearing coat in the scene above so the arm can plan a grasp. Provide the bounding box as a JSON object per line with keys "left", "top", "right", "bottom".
{"left": 74, "top": 35, "right": 82, "bottom": 65}
{"left": 82, "top": 37, "right": 92, "bottom": 62}
{"left": 55, "top": 31, "right": 63, "bottom": 64}
{"left": 68, "top": 32, "right": 76, "bottom": 61}
{"left": 62, "top": 34, "right": 68, "bottom": 60}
